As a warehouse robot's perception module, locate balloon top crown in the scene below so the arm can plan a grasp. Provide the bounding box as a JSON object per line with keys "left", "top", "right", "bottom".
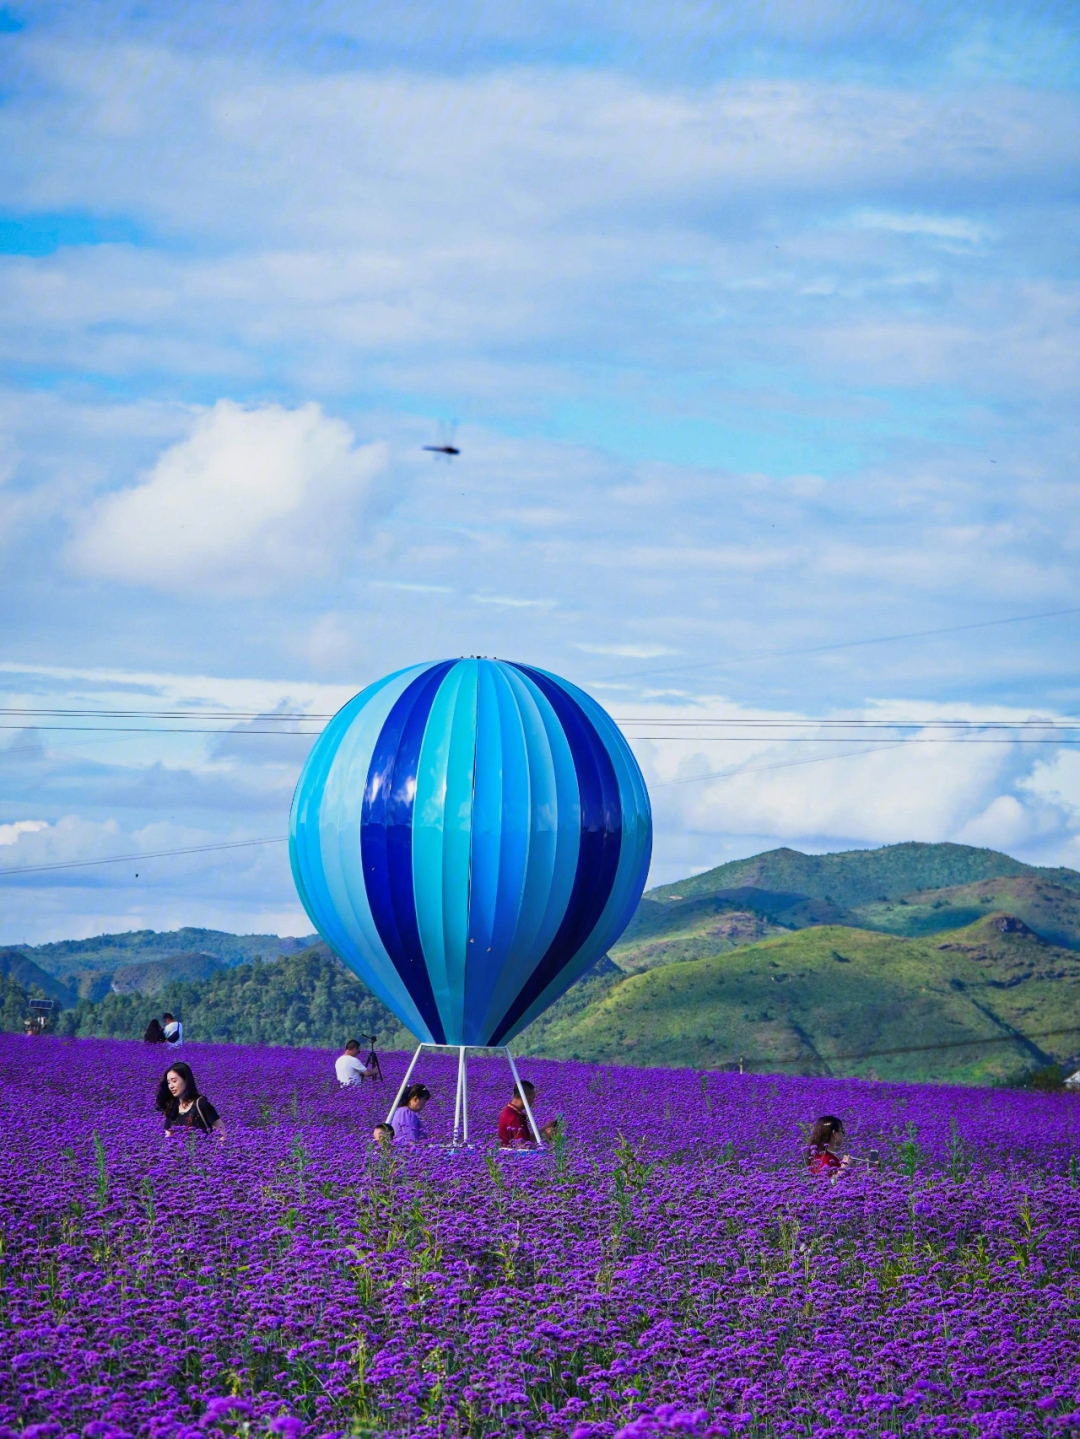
{"left": 290, "top": 658, "right": 652, "bottom": 1047}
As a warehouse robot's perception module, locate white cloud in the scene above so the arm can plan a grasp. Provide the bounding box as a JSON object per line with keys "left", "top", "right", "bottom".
{"left": 852, "top": 211, "right": 991, "bottom": 246}
{"left": 69, "top": 400, "right": 387, "bottom": 594}
{"left": 575, "top": 643, "right": 679, "bottom": 658}
{"left": 470, "top": 593, "right": 557, "bottom": 609}
{"left": 0, "top": 819, "right": 48, "bottom": 847}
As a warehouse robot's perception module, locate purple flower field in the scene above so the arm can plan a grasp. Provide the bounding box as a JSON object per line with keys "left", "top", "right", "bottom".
{"left": 2, "top": 1035, "right": 1079, "bottom": 1439}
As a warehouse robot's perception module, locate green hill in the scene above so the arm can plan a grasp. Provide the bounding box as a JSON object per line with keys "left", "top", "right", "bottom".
{"left": 0, "top": 947, "right": 77, "bottom": 1005}
{"left": 9, "top": 841, "right": 1080, "bottom": 1087}
{"left": 12, "top": 926, "right": 317, "bottom": 980}
{"left": 648, "top": 841, "right": 1080, "bottom": 911}
{"left": 612, "top": 843, "right": 1080, "bottom": 975}
{"left": 533, "top": 916, "right": 1080, "bottom": 1084}
{"left": 50, "top": 943, "right": 407, "bottom": 1050}
{"left": 851, "top": 876, "right": 1080, "bottom": 949}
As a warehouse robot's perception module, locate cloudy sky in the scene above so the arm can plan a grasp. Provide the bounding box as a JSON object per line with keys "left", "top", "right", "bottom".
{"left": 1, "top": 0, "right": 1079, "bottom": 943}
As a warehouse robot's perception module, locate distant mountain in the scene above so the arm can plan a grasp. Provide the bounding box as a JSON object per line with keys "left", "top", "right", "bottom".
{"left": 534, "top": 915, "right": 1080, "bottom": 1085}
{"left": 648, "top": 842, "right": 1080, "bottom": 911}
{"left": 52, "top": 942, "right": 406, "bottom": 1049}
{"left": 612, "top": 843, "right": 1080, "bottom": 976}
{"left": 0, "top": 947, "right": 75, "bottom": 1006}
{"left": 9, "top": 842, "right": 1080, "bottom": 1087}
{"left": 109, "top": 952, "right": 225, "bottom": 996}
{"left": 10, "top": 927, "right": 318, "bottom": 981}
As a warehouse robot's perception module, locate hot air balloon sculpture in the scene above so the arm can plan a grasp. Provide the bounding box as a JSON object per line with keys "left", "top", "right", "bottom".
{"left": 289, "top": 657, "right": 652, "bottom": 1144}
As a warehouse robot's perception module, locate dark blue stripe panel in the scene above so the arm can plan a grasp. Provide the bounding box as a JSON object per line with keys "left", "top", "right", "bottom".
{"left": 361, "top": 661, "right": 454, "bottom": 1044}
{"left": 489, "top": 664, "right": 623, "bottom": 1044}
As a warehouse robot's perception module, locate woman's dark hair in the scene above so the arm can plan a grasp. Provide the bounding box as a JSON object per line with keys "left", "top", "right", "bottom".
{"left": 143, "top": 1018, "right": 165, "bottom": 1043}
{"left": 398, "top": 1083, "right": 431, "bottom": 1108}
{"left": 155, "top": 1061, "right": 199, "bottom": 1113}
{"left": 809, "top": 1115, "right": 844, "bottom": 1149}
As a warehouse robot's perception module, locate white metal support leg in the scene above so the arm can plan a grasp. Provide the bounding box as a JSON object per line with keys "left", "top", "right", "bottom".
{"left": 504, "top": 1045, "right": 544, "bottom": 1148}
{"left": 461, "top": 1049, "right": 469, "bottom": 1143}
{"left": 384, "top": 1042, "right": 424, "bottom": 1126}
{"left": 452, "top": 1046, "right": 465, "bottom": 1146}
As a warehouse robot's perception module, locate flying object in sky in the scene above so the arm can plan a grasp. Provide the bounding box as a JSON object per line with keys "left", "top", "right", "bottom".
{"left": 423, "top": 421, "right": 459, "bottom": 458}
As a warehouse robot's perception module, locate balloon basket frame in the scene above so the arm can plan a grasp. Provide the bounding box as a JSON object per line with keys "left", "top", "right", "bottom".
{"left": 384, "top": 1042, "right": 544, "bottom": 1148}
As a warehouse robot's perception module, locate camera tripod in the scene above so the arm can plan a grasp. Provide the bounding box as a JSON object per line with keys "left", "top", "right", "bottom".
{"left": 361, "top": 1035, "right": 384, "bottom": 1082}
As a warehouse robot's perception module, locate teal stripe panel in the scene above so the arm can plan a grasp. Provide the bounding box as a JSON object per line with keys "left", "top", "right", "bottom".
{"left": 487, "top": 664, "right": 531, "bottom": 979}
{"left": 413, "top": 660, "right": 471, "bottom": 1043}
{"left": 466, "top": 661, "right": 502, "bottom": 984}
{"left": 461, "top": 664, "right": 530, "bottom": 1042}
{"left": 439, "top": 660, "right": 478, "bottom": 1042}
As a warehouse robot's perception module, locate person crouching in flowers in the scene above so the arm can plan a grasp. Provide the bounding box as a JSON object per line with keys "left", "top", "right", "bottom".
{"left": 390, "top": 1083, "right": 430, "bottom": 1142}
{"left": 807, "top": 1115, "right": 848, "bottom": 1178}
{"left": 156, "top": 1061, "right": 224, "bottom": 1139}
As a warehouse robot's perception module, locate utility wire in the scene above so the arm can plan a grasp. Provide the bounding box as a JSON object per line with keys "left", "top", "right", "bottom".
{"left": 0, "top": 836, "right": 288, "bottom": 879}
{"left": 610, "top": 603, "right": 1080, "bottom": 683}
{"left": 4, "top": 708, "right": 1080, "bottom": 730}
{"left": 654, "top": 743, "right": 909, "bottom": 787}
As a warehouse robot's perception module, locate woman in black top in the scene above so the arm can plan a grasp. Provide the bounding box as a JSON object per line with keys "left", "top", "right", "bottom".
{"left": 155, "top": 1061, "right": 224, "bottom": 1139}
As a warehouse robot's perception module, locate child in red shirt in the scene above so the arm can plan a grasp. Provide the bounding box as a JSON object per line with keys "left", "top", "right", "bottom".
{"left": 807, "top": 1114, "right": 849, "bottom": 1178}
{"left": 498, "top": 1080, "right": 559, "bottom": 1147}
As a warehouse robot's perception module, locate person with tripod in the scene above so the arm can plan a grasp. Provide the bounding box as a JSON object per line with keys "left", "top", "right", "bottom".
{"left": 335, "top": 1039, "right": 372, "bottom": 1086}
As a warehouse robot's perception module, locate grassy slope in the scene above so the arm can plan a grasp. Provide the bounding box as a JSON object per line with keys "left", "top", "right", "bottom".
{"left": 530, "top": 917, "right": 1080, "bottom": 1084}
{"left": 851, "top": 876, "right": 1080, "bottom": 949}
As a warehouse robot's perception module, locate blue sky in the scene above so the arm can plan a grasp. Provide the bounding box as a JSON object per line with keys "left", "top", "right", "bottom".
{"left": 1, "top": 0, "right": 1079, "bottom": 941}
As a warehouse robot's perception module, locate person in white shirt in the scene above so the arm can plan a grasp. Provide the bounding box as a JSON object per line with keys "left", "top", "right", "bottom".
{"left": 335, "top": 1039, "right": 370, "bottom": 1086}
{"left": 162, "top": 1012, "right": 183, "bottom": 1046}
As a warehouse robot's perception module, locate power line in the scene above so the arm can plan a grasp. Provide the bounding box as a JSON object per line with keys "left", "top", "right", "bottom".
{"left": 4, "top": 708, "right": 1079, "bottom": 729}
{"left": 3, "top": 724, "right": 1079, "bottom": 744}
{"left": 0, "top": 725, "right": 321, "bottom": 736}
{"left": 610, "top": 603, "right": 1080, "bottom": 683}
{"left": 654, "top": 742, "right": 908, "bottom": 787}
{"left": 0, "top": 835, "right": 288, "bottom": 879}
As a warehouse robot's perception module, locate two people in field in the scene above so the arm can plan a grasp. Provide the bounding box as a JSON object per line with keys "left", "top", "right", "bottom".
{"left": 143, "top": 1012, "right": 183, "bottom": 1046}
{"left": 374, "top": 1076, "right": 557, "bottom": 1147}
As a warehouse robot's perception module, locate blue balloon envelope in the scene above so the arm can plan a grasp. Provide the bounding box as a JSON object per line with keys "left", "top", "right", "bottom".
{"left": 290, "top": 658, "right": 652, "bottom": 1046}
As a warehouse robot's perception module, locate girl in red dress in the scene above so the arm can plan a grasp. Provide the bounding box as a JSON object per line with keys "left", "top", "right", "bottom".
{"left": 807, "top": 1115, "right": 849, "bottom": 1178}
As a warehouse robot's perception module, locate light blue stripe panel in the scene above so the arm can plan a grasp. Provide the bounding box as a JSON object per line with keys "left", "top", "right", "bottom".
{"left": 413, "top": 660, "right": 471, "bottom": 1044}
{"left": 441, "top": 659, "right": 478, "bottom": 1042}
{"left": 290, "top": 688, "right": 373, "bottom": 970}
{"left": 461, "top": 663, "right": 530, "bottom": 1042}
{"left": 320, "top": 664, "right": 435, "bottom": 1039}
{"left": 466, "top": 661, "right": 502, "bottom": 978}
{"left": 474, "top": 665, "right": 580, "bottom": 1043}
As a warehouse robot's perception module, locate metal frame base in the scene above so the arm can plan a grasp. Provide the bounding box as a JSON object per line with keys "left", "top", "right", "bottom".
{"left": 383, "top": 1042, "right": 544, "bottom": 1148}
